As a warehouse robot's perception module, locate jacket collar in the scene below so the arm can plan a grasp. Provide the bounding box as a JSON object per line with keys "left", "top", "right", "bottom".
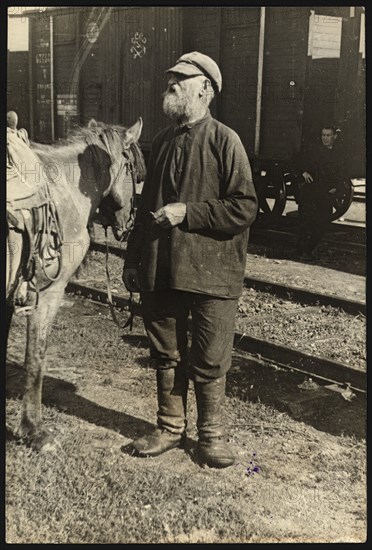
{"left": 174, "top": 110, "right": 212, "bottom": 134}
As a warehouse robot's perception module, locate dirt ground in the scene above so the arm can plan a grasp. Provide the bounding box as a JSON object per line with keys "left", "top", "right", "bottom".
{"left": 6, "top": 296, "right": 366, "bottom": 543}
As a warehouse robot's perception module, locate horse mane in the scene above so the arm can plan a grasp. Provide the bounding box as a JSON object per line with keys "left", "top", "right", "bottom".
{"left": 30, "top": 122, "right": 146, "bottom": 182}
{"left": 30, "top": 128, "right": 91, "bottom": 161}
{"left": 129, "top": 140, "right": 146, "bottom": 182}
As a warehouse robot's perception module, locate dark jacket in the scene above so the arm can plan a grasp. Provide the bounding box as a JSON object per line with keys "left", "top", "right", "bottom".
{"left": 125, "top": 111, "right": 258, "bottom": 298}
{"left": 295, "top": 141, "right": 346, "bottom": 193}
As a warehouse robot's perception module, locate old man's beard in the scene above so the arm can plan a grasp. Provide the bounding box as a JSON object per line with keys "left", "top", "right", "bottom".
{"left": 163, "top": 90, "right": 205, "bottom": 121}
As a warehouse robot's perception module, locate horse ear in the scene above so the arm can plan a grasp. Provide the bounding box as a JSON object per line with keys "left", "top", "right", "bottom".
{"left": 88, "top": 119, "right": 98, "bottom": 131}
{"left": 123, "top": 117, "right": 143, "bottom": 146}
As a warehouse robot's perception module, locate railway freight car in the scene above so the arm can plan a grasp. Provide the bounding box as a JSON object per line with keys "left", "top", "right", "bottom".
{"left": 8, "top": 6, "right": 365, "bottom": 216}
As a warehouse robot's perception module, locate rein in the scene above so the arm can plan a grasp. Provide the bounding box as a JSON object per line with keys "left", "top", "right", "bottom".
{"left": 104, "top": 227, "right": 135, "bottom": 331}
{"left": 98, "top": 130, "right": 138, "bottom": 331}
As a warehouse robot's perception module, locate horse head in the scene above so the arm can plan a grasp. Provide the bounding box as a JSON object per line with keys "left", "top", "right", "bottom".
{"left": 87, "top": 118, "right": 146, "bottom": 241}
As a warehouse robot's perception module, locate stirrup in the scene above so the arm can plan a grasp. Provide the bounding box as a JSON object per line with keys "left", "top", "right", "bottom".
{"left": 14, "top": 304, "right": 36, "bottom": 315}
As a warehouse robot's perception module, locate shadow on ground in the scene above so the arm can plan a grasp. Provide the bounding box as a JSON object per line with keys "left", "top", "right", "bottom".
{"left": 6, "top": 360, "right": 153, "bottom": 440}
{"left": 227, "top": 353, "right": 366, "bottom": 440}
{"left": 7, "top": 345, "right": 365, "bottom": 445}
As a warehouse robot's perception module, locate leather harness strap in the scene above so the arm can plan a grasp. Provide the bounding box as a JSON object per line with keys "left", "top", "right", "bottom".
{"left": 104, "top": 227, "right": 135, "bottom": 331}
{"left": 102, "top": 146, "right": 139, "bottom": 332}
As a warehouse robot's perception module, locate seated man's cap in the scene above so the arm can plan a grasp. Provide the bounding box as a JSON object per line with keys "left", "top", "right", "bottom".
{"left": 166, "top": 51, "right": 222, "bottom": 93}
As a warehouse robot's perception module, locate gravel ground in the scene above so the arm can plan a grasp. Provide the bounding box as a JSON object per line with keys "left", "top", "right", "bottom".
{"left": 235, "top": 289, "right": 365, "bottom": 371}
{"left": 244, "top": 253, "right": 365, "bottom": 302}
{"left": 247, "top": 247, "right": 366, "bottom": 288}
{"left": 72, "top": 250, "right": 366, "bottom": 371}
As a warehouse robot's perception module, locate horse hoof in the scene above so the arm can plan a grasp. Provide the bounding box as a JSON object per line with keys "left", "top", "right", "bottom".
{"left": 20, "top": 427, "right": 56, "bottom": 453}
{"left": 31, "top": 431, "right": 58, "bottom": 453}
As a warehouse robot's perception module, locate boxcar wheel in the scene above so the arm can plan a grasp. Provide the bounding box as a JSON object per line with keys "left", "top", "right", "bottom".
{"left": 256, "top": 178, "right": 287, "bottom": 218}
{"left": 331, "top": 180, "right": 354, "bottom": 221}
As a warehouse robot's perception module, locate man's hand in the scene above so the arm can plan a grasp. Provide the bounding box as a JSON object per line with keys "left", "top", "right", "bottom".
{"left": 302, "top": 171, "right": 314, "bottom": 184}
{"left": 152, "top": 203, "right": 186, "bottom": 229}
{"left": 123, "top": 267, "right": 141, "bottom": 293}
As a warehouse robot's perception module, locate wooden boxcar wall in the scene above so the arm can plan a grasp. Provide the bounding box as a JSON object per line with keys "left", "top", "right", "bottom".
{"left": 183, "top": 7, "right": 308, "bottom": 160}
{"left": 302, "top": 7, "right": 354, "bottom": 145}
{"left": 53, "top": 11, "right": 80, "bottom": 139}
{"left": 29, "top": 16, "right": 53, "bottom": 142}
{"left": 183, "top": 7, "right": 261, "bottom": 156}
{"left": 27, "top": 6, "right": 364, "bottom": 174}
{"left": 184, "top": 6, "right": 365, "bottom": 169}
{"left": 29, "top": 10, "right": 80, "bottom": 142}
{"left": 182, "top": 7, "right": 223, "bottom": 123}
{"left": 78, "top": 7, "right": 182, "bottom": 148}
{"left": 78, "top": 8, "right": 106, "bottom": 125}
{"left": 7, "top": 51, "right": 30, "bottom": 132}
{"left": 260, "top": 7, "right": 308, "bottom": 159}
{"left": 336, "top": 9, "right": 365, "bottom": 177}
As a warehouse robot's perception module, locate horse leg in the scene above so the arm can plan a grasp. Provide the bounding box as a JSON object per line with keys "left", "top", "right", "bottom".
{"left": 6, "top": 229, "right": 23, "bottom": 342}
{"left": 6, "top": 299, "right": 14, "bottom": 343}
{"left": 20, "top": 282, "right": 66, "bottom": 451}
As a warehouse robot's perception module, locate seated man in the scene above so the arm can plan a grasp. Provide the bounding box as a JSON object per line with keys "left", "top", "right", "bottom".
{"left": 292, "top": 125, "right": 347, "bottom": 259}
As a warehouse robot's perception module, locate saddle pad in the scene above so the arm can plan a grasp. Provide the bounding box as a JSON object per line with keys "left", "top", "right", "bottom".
{"left": 7, "top": 185, "right": 50, "bottom": 212}
{"left": 7, "top": 130, "right": 46, "bottom": 203}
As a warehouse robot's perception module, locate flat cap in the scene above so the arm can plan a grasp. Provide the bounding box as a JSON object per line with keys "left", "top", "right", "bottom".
{"left": 166, "top": 51, "right": 222, "bottom": 93}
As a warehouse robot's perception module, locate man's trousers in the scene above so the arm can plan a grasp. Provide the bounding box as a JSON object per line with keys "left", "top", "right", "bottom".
{"left": 141, "top": 289, "right": 238, "bottom": 383}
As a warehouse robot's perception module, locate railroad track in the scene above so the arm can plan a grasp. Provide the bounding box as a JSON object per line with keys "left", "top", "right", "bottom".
{"left": 65, "top": 280, "right": 366, "bottom": 393}
{"left": 89, "top": 240, "right": 365, "bottom": 316}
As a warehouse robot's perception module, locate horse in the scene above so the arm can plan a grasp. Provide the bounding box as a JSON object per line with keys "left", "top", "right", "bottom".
{"left": 6, "top": 117, "right": 146, "bottom": 451}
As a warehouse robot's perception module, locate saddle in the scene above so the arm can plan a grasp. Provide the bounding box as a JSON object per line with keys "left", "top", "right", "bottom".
{"left": 7, "top": 130, "right": 64, "bottom": 308}
{"left": 7, "top": 129, "right": 45, "bottom": 204}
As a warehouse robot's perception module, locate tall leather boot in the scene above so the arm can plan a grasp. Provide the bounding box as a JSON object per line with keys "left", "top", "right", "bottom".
{"left": 132, "top": 367, "right": 188, "bottom": 457}
{"left": 194, "top": 376, "right": 235, "bottom": 468}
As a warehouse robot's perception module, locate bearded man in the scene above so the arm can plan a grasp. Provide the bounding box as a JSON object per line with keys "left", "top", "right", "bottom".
{"left": 123, "top": 52, "right": 258, "bottom": 468}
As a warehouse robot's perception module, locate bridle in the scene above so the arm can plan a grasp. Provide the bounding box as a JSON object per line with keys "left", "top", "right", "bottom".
{"left": 92, "top": 128, "right": 141, "bottom": 330}
{"left": 97, "top": 130, "right": 137, "bottom": 195}
{"left": 93, "top": 128, "right": 139, "bottom": 242}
